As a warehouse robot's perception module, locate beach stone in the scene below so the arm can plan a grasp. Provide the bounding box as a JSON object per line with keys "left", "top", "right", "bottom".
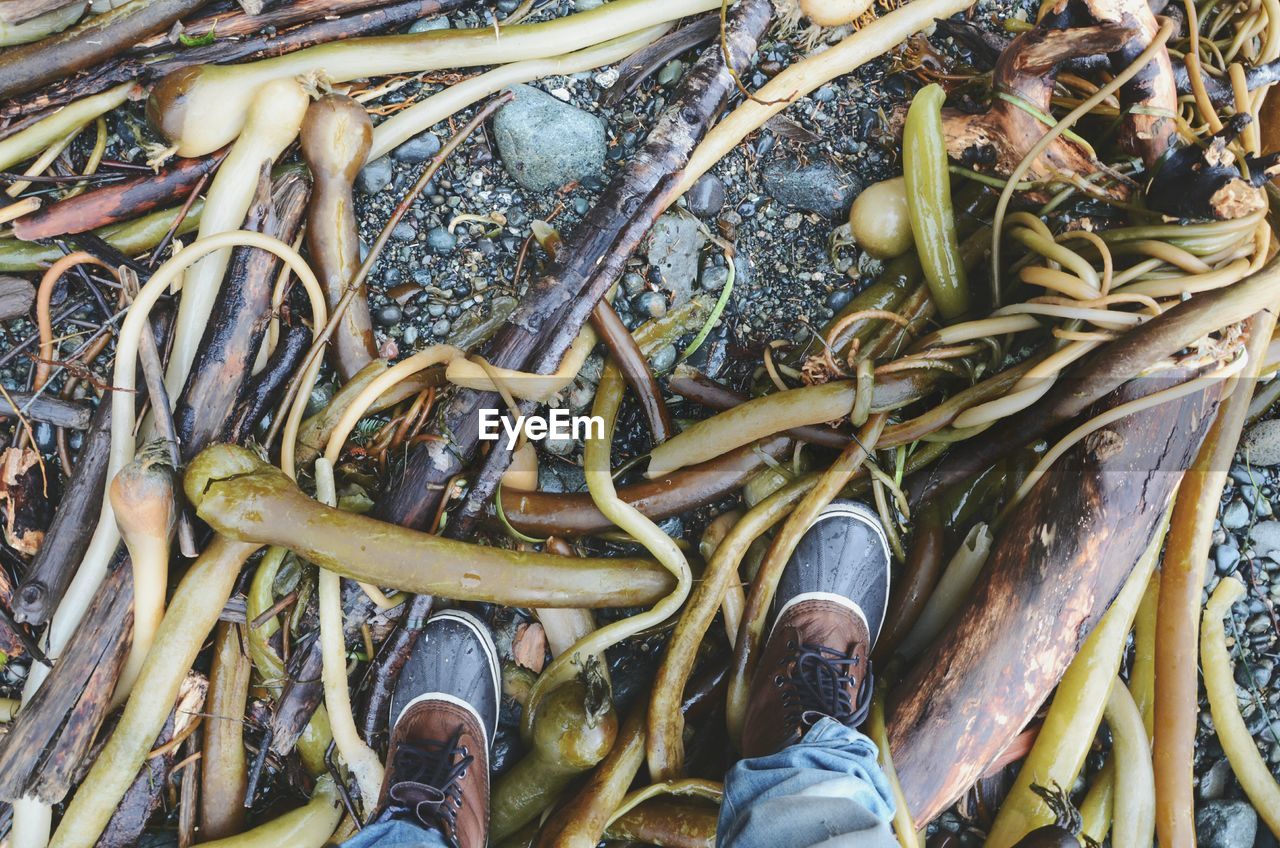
{"left": 645, "top": 213, "right": 704, "bottom": 305}
{"left": 391, "top": 131, "right": 441, "bottom": 163}
{"left": 686, "top": 173, "right": 726, "bottom": 218}
{"left": 1243, "top": 418, "right": 1280, "bottom": 466}
{"left": 356, "top": 157, "right": 393, "bottom": 194}
{"left": 1195, "top": 800, "right": 1257, "bottom": 848}
{"left": 493, "top": 84, "right": 605, "bottom": 192}
{"left": 762, "top": 156, "right": 861, "bottom": 218}
{"left": 1249, "top": 521, "right": 1280, "bottom": 556}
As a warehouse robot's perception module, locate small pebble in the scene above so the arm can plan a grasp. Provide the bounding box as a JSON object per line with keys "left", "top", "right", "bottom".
{"left": 391, "top": 222, "right": 417, "bottom": 241}
{"left": 1222, "top": 498, "right": 1250, "bottom": 530}
{"left": 392, "top": 131, "right": 442, "bottom": 163}
{"left": 650, "top": 344, "right": 677, "bottom": 373}
{"left": 657, "top": 60, "right": 684, "bottom": 86}
{"left": 686, "top": 173, "right": 726, "bottom": 218}
{"left": 376, "top": 305, "right": 402, "bottom": 326}
{"left": 635, "top": 291, "right": 667, "bottom": 318}
{"left": 356, "top": 157, "right": 393, "bottom": 195}
{"left": 408, "top": 15, "right": 449, "bottom": 32}
{"left": 426, "top": 226, "right": 456, "bottom": 254}
{"left": 701, "top": 265, "right": 731, "bottom": 291}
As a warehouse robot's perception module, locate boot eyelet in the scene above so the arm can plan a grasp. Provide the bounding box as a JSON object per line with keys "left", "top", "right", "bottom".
{"left": 773, "top": 674, "right": 785, "bottom": 686}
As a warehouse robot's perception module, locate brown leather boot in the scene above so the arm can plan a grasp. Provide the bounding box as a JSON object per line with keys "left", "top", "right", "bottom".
{"left": 371, "top": 610, "right": 500, "bottom": 848}
{"left": 740, "top": 501, "right": 890, "bottom": 760}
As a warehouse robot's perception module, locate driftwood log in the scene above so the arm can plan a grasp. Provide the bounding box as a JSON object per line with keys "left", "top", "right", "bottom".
{"left": 0, "top": 0, "right": 467, "bottom": 128}
{"left": 0, "top": 560, "right": 132, "bottom": 803}
{"left": 887, "top": 373, "right": 1221, "bottom": 823}
{"left": 0, "top": 0, "right": 208, "bottom": 101}
{"left": 12, "top": 150, "right": 226, "bottom": 241}
{"left": 174, "top": 167, "right": 309, "bottom": 457}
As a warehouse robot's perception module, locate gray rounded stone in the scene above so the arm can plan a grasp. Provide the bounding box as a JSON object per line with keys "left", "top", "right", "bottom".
{"left": 1195, "top": 800, "right": 1257, "bottom": 848}
{"left": 762, "top": 156, "right": 862, "bottom": 218}
{"left": 1243, "top": 417, "right": 1280, "bottom": 466}
{"left": 493, "top": 84, "right": 606, "bottom": 192}
{"left": 392, "top": 131, "right": 442, "bottom": 163}
{"left": 425, "top": 226, "right": 456, "bottom": 254}
{"left": 356, "top": 157, "right": 393, "bottom": 195}
{"left": 686, "top": 173, "right": 726, "bottom": 218}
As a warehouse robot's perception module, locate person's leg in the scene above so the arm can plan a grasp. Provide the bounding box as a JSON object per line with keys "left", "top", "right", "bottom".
{"left": 339, "top": 609, "right": 501, "bottom": 848}
{"left": 719, "top": 501, "right": 898, "bottom": 848}
{"left": 338, "top": 819, "right": 451, "bottom": 848}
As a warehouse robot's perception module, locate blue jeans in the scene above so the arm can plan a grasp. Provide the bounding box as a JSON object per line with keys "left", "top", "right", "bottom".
{"left": 718, "top": 717, "right": 897, "bottom": 847}
{"left": 340, "top": 819, "right": 449, "bottom": 848}
{"left": 341, "top": 716, "right": 896, "bottom": 847}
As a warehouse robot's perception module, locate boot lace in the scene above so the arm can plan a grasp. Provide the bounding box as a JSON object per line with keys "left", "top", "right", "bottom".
{"left": 384, "top": 727, "right": 473, "bottom": 845}
{"left": 775, "top": 640, "right": 874, "bottom": 732}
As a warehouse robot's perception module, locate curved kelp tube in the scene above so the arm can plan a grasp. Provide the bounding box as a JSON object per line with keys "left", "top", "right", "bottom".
{"left": 1202, "top": 578, "right": 1280, "bottom": 838}
{"left": 161, "top": 77, "right": 310, "bottom": 400}
{"left": 185, "top": 444, "right": 674, "bottom": 608}
{"left": 196, "top": 775, "right": 343, "bottom": 848}
{"left": 50, "top": 536, "right": 261, "bottom": 848}
{"left": 146, "top": 0, "right": 720, "bottom": 156}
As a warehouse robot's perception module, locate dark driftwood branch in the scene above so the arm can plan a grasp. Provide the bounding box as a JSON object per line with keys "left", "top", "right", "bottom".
{"left": 0, "top": 0, "right": 78, "bottom": 25}
{"left": 888, "top": 375, "right": 1220, "bottom": 823}
{"left": 601, "top": 13, "right": 719, "bottom": 107}
{"left": 134, "top": 0, "right": 421, "bottom": 48}
{"left": 13, "top": 150, "right": 226, "bottom": 241}
{"left": 0, "top": 0, "right": 208, "bottom": 101}
{"left": 12, "top": 399, "right": 107, "bottom": 626}
{"left": 0, "top": 560, "right": 132, "bottom": 803}
{"left": 0, "top": 0, "right": 466, "bottom": 128}
{"left": 96, "top": 712, "right": 176, "bottom": 848}
{"left": 0, "top": 275, "right": 34, "bottom": 321}
{"left": 590, "top": 299, "right": 673, "bottom": 444}
{"left": 0, "top": 392, "right": 91, "bottom": 430}
{"left": 174, "top": 167, "right": 309, "bottom": 458}
{"left": 226, "top": 318, "right": 311, "bottom": 445}
{"left": 496, "top": 436, "right": 791, "bottom": 537}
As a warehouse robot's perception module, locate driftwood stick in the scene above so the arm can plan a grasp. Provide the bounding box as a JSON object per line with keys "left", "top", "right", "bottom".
{"left": 0, "top": 560, "right": 132, "bottom": 803}
{"left": 12, "top": 399, "right": 107, "bottom": 625}
{"left": 174, "top": 167, "right": 309, "bottom": 458}
{"left": 0, "top": 0, "right": 208, "bottom": 102}
{"left": 0, "top": 0, "right": 467, "bottom": 126}
{"left": 0, "top": 0, "right": 79, "bottom": 26}
{"left": 13, "top": 150, "right": 226, "bottom": 241}
{"left": 134, "top": 0, "right": 423, "bottom": 48}
{"left": 225, "top": 318, "right": 312, "bottom": 445}
{"left": 0, "top": 392, "right": 91, "bottom": 430}
{"left": 887, "top": 374, "right": 1221, "bottom": 823}
{"left": 95, "top": 713, "right": 175, "bottom": 848}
